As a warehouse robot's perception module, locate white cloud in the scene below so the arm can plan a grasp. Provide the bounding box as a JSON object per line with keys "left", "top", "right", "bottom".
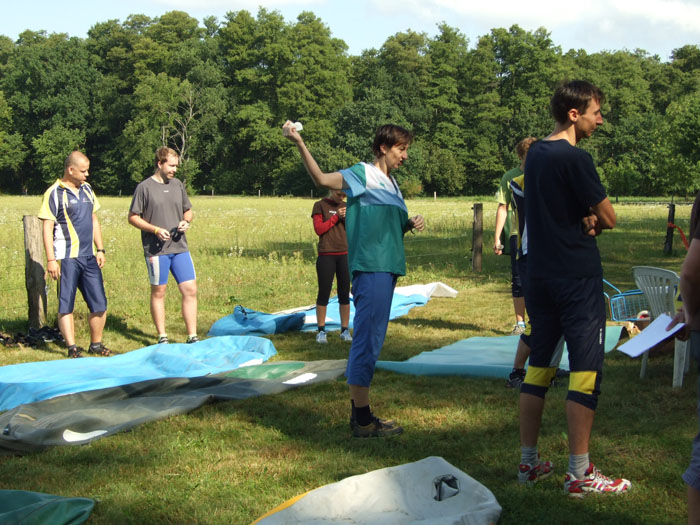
{"left": 369, "top": 0, "right": 700, "bottom": 36}
{"left": 612, "top": 0, "right": 700, "bottom": 32}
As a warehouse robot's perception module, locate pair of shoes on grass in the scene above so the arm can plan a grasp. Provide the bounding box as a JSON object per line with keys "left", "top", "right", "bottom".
{"left": 156, "top": 335, "right": 200, "bottom": 345}
{"left": 68, "top": 343, "right": 111, "bottom": 358}
{"left": 317, "top": 330, "right": 353, "bottom": 344}
{"left": 519, "top": 459, "right": 631, "bottom": 497}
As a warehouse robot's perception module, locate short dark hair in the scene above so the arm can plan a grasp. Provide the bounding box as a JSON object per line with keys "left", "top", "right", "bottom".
{"left": 372, "top": 125, "right": 413, "bottom": 156}
{"left": 550, "top": 80, "right": 605, "bottom": 124}
{"left": 155, "top": 146, "right": 178, "bottom": 168}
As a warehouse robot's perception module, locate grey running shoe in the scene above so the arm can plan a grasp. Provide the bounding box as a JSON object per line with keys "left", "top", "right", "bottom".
{"left": 340, "top": 329, "right": 352, "bottom": 342}
{"left": 353, "top": 417, "right": 403, "bottom": 438}
{"left": 316, "top": 331, "right": 328, "bottom": 344}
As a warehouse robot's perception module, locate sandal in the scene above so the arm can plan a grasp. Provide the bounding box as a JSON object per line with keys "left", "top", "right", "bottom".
{"left": 88, "top": 343, "right": 112, "bottom": 356}
{"left": 68, "top": 346, "right": 84, "bottom": 358}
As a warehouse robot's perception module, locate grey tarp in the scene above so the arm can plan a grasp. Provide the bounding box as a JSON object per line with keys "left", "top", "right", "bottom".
{"left": 254, "top": 456, "right": 501, "bottom": 525}
{"left": 0, "top": 360, "right": 346, "bottom": 454}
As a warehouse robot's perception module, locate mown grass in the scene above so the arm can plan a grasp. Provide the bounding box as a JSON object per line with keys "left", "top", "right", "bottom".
{"left": 0, "top": 195, "right": 694, "bottom": 524}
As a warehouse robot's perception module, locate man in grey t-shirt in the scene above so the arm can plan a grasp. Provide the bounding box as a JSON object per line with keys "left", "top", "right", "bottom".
{"left": 128, "top": 146, "right": 199, "bottom": 345}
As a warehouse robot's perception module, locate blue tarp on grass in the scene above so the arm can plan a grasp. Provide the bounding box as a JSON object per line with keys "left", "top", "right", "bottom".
{"left": 208, "top": 283, "right": 458, "bottom": 336}
{"left": 0, "top": 336, "right": 277, "bottom": 412}
{"left": 376, "top": 326, "right": 624, "bottom": 379}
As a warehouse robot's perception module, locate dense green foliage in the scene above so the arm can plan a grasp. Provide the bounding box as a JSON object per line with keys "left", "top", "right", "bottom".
{"left": 0, "top": 10, "right": 699, "bottom": 196}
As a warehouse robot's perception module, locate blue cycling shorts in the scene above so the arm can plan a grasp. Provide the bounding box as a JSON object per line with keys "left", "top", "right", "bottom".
{"left": 145, "top": 252, "right": 196, "bottom": 286}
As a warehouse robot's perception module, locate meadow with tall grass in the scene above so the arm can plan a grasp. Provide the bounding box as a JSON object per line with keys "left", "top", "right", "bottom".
{"left": 0, "top": 194, "right": 695, "bottom": 523}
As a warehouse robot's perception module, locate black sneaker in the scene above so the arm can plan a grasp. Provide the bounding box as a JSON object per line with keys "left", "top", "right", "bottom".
{"left": 353, "top": 417, "right": 403, "bottom": 438}
{"left": 506, "top": 369, "right": 526, "bottom": 389}
{"left": 157, "top": 336, "right": 169, "bottom": 345}
{"left": 186, "top": 335, "right": 200, "bottom": 344}
{"left": 349, "top": 414, "right": 395, "bottom": 431}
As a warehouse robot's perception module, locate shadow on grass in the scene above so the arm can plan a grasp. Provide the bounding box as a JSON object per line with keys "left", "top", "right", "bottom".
{"left": 103, "top": 313, "right": 155, "bottom": 349}
{"left": 391, "top": 316, "right": 484, "bottom": 333}
{"left": 187, "top": 357, "right": 682, "bottom": 524}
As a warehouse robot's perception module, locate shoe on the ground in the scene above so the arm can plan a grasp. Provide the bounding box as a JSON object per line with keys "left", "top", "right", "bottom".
{"left": 67, "top": 346, "right": 84, "bottom": 358}
{"left": 186, "top": 335, "right": 200, "bottom": 344}
{"left": 87, "top": 343, "right": 112, "bottom": 356}
{"left": 518, "top": 457, "right": 554, "bottom": 485}
{"left": 353, "top": 417, "right": 403, "bottom": 438}
{"left": 350, "top": 414, "right": 395, "bottom": 431}
{"left": 316, "top": 331, "right": 328, "bottom": 344}
{"left": 340, "top": 329, "right": 352, "bottom": 342}
{"left": 157, "top": 336, "right": 169, "bottom": 344}
{"left": 510, "top": 323, "right": 526, "bottom": 336}
{"left": 564, "top": 463, "right": 631, "bottom": 498}
{"left": 506, "top": 369, "right": 526, "bottom": 389}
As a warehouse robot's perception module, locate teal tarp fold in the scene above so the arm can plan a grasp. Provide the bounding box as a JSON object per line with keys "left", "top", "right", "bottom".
{"left": 0, "top": 490, "right": 94, "bottom": 525}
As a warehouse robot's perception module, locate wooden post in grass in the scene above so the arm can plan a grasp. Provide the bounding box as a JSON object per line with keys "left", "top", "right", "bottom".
{"left": 664, "top": 203, "right": 675, "bottom": 255}
{"left": 472, "top": 203, "right": 482, "bottom": 272}
{"left": 23, "top": 215, "right": 47, "bottom": 329}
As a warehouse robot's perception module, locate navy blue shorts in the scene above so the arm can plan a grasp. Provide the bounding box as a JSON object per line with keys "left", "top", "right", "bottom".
{"left": 345, "top": 272, "right": 397, "bottom": 387}
{"left": 522, "top": 276, "right": 605, "bottom": 409}
{"left": 58, "top": 256, "right": 107, "bottom": 314}
{"left": 510, "top": 235, "right": 523, "bottom": 298}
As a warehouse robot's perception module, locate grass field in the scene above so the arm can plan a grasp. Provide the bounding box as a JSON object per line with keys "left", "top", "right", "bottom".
{"left": 0, "top": 194, "right": 695, "bottom": 523}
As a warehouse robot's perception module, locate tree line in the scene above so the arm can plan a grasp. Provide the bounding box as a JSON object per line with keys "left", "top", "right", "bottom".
{"left": 0, "top": 9, "right": 699, "bottom": 197}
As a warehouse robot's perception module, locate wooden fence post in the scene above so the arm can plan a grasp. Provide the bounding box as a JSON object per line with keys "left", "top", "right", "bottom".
{"left": 664, "top": 203, "right": 675, "bottom": 255}
{"left": 472, "top": 203, "right": 483, "bottom": 272}
{"left": 23, "top": 215, "right": 47, "bottom": 329}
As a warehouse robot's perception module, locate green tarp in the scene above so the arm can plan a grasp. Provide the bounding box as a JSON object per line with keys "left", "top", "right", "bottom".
{"left": 0, "top": 490, "right": 94, "bottom": 525}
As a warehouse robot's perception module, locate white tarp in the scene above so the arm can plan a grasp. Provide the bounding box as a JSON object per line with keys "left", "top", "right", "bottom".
{"left": 254, "top": 456, "right": 501, "bottom": 525}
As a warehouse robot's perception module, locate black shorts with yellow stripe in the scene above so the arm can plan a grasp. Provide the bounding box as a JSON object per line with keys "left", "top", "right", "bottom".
{"left": 521, "top": 276, "right": 605, "bottom": 410}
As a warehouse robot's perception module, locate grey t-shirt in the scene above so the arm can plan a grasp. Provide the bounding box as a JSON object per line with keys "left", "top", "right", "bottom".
{"left": 129, "top": 176, "right": 192, "bottom": 256}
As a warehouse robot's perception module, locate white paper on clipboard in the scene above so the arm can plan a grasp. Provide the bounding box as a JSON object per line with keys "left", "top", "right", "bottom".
{"left": 617, "top": 314, "right": 684, "bottom": 357}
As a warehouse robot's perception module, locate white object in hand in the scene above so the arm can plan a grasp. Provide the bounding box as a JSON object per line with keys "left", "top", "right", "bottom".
{"left": 293, "top": 121, "right": 303, "bottom": 132}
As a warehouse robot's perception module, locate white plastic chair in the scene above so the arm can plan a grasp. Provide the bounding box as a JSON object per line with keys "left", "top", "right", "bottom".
{"left": 632, "top": 266, "right": 689, "bottom": 387}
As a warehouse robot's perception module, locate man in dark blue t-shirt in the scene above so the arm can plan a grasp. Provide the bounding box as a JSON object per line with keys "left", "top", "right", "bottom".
{"left": 517, "top": 80, "right": 631, "bottom": 497}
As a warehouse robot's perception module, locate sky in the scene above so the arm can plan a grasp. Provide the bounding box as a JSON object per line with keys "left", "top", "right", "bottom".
{"left": 0, "top": 0, "right": 699, "bottom": 61}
